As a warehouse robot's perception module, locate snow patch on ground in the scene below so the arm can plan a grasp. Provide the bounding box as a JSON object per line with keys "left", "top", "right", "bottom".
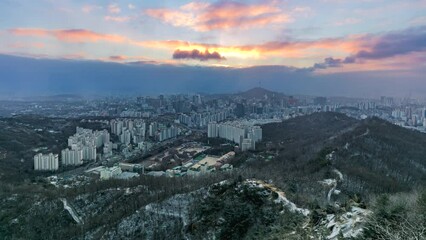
{"left": 325, "top": 207, "right": 371, "bottom": 239}
{"left": 319, "top": 169, "right": 344, "bottom": 203}
{"left": 333, "top": 169, "right": 344, "bottom": 181}
{"left": 144, "top": 193, "right": 191, "bottom": 226}
{"left": 245, "top": 179, "right": 310, "bottom": 216}
{"left": 319, "top": 179, "right": 337, "bottom": 187}
{"left": 317, "top": 168, "right": 371, "bottom": 239}
{"left": 344, "top": 142, "right": 350, "bottom": 150}
{"left": 61, "top": 198, "right": 83, "bottom": 224}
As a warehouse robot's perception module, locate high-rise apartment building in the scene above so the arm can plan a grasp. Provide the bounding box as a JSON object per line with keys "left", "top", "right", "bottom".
{"left": 34, "top": 153, "right": 58, "bottom": 171}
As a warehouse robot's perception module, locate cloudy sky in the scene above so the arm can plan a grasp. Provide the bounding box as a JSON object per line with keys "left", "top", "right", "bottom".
{"left": 0, "top": 0, "right": 425, "bottom": 97}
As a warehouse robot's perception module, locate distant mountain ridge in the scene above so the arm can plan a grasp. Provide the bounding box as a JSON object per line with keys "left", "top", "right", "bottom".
{"left": 237, "top": 87, "right": 286, "bottom": 99}
{"left": 22, "top": 94, "right": 85, "bottom": 102}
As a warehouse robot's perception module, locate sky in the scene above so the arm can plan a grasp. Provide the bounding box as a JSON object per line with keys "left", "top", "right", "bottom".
{"left": 0, "top": 0, "right": 425, "bottom": 97}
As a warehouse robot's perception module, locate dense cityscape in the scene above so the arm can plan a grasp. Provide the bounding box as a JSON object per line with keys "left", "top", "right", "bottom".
{"left": 2, "top": 87, "right": 426, "bottom": 240}
{"left": 2, "top": 87, "right": 426, "bottom": 184}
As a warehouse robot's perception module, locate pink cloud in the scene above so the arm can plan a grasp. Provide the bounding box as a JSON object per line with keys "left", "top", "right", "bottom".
{"left": 145, "top": 9, "right": 196, "bottom": 28}
{"left": 9, "top": 28, "right": 127, "bottom": 43}
{"left": 145, "top": 1, "right": 293, "bottom": 31}
{"left": 8, "top": 25, "right": 425, "bottom": 72}
{"left": 105, "top": 55, "right": 172, "bottom": 64}
{"left": 180, "top": 2, "right": 210, "bottom": 11}
{"left": 8, "top": 42, "right": 45, "bottom": 49}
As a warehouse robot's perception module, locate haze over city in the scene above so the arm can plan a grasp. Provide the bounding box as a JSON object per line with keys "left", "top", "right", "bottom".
{"left": 0, "top": 0, "right": 425, "bottom": 97}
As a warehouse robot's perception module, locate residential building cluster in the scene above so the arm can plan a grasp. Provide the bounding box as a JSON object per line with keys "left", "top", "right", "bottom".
{"left": 111, "top": 119, "right": 146, "bottom": 145}
{"left": 148, "top": 122, "right": 181, "bottom": 142}
{"left": 391, "top": 107, "right": 426, "bottom": 127}
{"left": 34, "top": 153, "right": 59, "bottom": 171}
{"left": 178, "top": 110, "right": 231, "bottom": 128}
{"left": 208, "top": 121, "right": 262, "bottom": 151}
{"left": 137, "top": 141, "right": 153, "bottom": 152}
{"left": 26, "top": 89, "right": 426, "bottom": 178}
{"left": 61, "top": 148, "right": 83, "bottom": 166}
{"left": 62, "top": 127, "right": 110, "bottom": 166}
{"left": 111, "top": 118, "right": 182, "bottom": 144}
{"left": 34, "top": 127, "right": 111, "bottom": 170}
{"left": 357, "top": 101, "right": 377, "bottom": 110}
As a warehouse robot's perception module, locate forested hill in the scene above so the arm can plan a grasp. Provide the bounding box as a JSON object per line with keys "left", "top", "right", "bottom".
{"left": 1, "top": 112, "right": 425, "bottom": 239}
{"left": 259, "top": 112, "right": 426, "bottom": 196}
{"left": 334, "top": 116, "right": 426, "bottom": 193}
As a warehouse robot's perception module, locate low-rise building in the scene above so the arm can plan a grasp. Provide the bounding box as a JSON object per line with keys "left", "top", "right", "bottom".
{"left": 99, "top": 166, "right": 122, "bottom": 180}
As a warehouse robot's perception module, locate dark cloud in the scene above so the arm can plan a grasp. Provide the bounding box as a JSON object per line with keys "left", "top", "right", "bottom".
{"left": 109, "top": 55, "right": 126, "bottom": 61}
{"left": 313, "top": 57, "right": 345, "bottom": 69}
{"left": 310, "top": 25, "right": 426, "bottom": 70}
{"left": 310, "top": 56, "right": 356, "bottom": 70}
{"left": 301, "top": 57, "right": 349, "bottom": 71}
{"left": 172, "top": 49, "right": 226, "bottom": 61}
{"left": 355, "top": 26, "right": 426, "bottom": 59}
{"left": 0, "top": 54, "right": 424, "bottom": 98}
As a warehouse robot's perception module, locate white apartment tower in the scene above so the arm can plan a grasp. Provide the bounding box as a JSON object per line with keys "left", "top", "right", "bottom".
{"left": 207, "top": 121, "right": 262, "bottom": 151}
{"left": 61, "top": 148, "right": 83, "bottom": 166}
{"left": 34, "top": 153, "right": 59, "bottom": 171}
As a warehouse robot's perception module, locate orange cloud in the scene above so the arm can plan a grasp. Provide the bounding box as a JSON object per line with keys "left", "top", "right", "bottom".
{"left": 8, "top": 42, "right": 45, "bottom": 49}
{"left": 103, "top": 55, "right": 179, "bottom": 65}
{"left": 1, "top": 52, "right": 87, "bottom": 61}
{"left": 9, "top": 28, "right": 48, "bottom": 37}
{"left": 145, "top": 1, "right": 292, "bottom": 31}
{"left": 142, "top": 37, "right": 364, "bottom": 59}
{"left": 142, "top": 40, "right": 260, "bottom": 58}
{"left": 10, "top": 27, "right": 397, "bottom": 69}
{"left": 8, "top": 27, "right": 366, "bottom": 62}
{"left": 9, "top": 28, "right": 127, "bottom": 43}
